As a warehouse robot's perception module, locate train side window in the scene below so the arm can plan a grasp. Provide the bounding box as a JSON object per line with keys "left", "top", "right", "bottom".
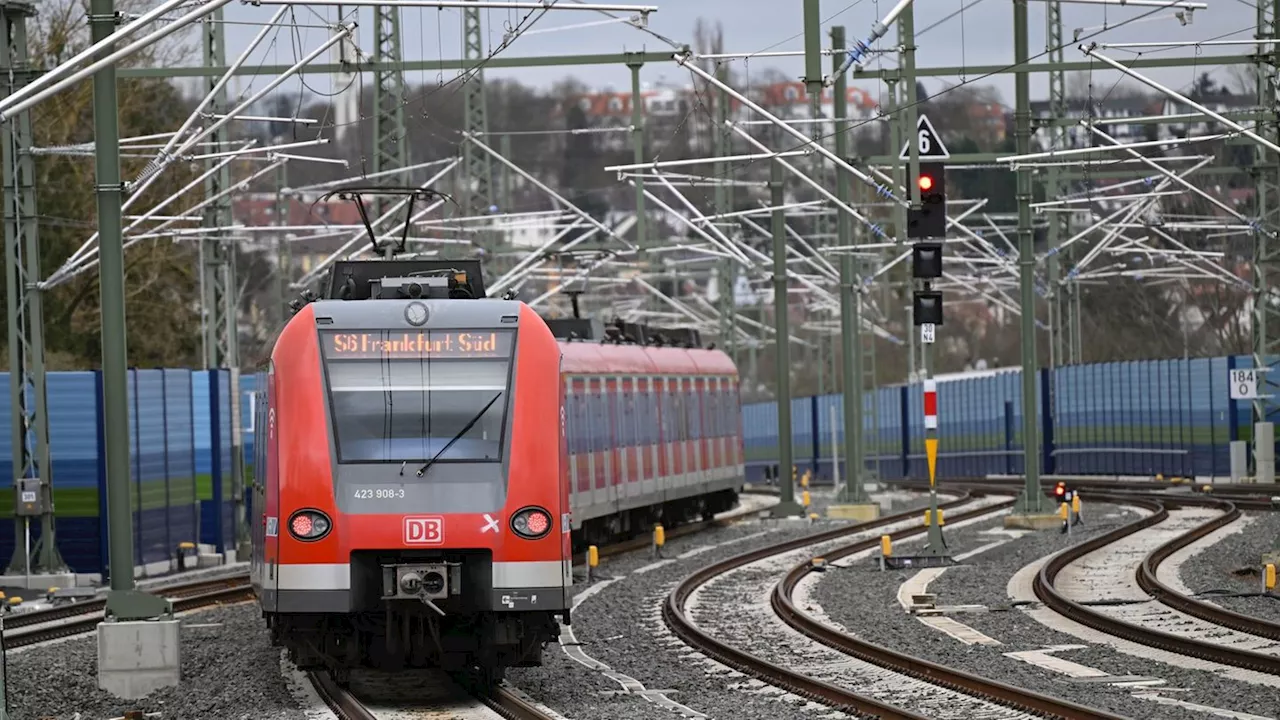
{"left": 676, "top": 378, "right": 687, "bottom": 442}
{"left": 567, "top": 380, "right": 580, "bottom": 455}
{"left": 643, "top": 377, "right": 655, "bottom": 446}
{"left": 690, "top": 378, "right": 702, "bottom": 441}
{"left": 623, "top": 380, "right": 635, "bottom": 448}
{"left": 634, "top": 378, "right": 646, "bottom": 446}
{"left": 663, "top": 379, "right": 674, "bottom": 442}
{"left": 709, "top": 379, "right": 719, "bottom": 438}
{"left": 591, "top": 378, "right": 603, "bottom": 453}
{"left": 608, "top": 381, "right": 619, "bottom": 448}
{"left": 582, "top": 379, "right": 593, "bottom": 454}
{"left": 720, "top": 377, "right": 729, "bottom": 436}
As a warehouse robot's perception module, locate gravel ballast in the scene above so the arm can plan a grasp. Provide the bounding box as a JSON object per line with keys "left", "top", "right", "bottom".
{"left": 1177, "top": 509, "right": 1280, "bottom": 622}
{"left": 8, "top": 603, "right": 314, "bottom": 720}
{"left": 810, "top": 502, "right": 1280, "bottom": 720}
{"left": 513, "top": 489, "right": 968, "bottom": 720}
{"left": 2, "top": 489, "right": 967, "bottom": 720}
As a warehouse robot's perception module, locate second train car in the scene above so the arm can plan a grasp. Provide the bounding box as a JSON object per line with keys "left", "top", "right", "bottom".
{"left": 558, "top": 331, "right": 745, "bottom": 548}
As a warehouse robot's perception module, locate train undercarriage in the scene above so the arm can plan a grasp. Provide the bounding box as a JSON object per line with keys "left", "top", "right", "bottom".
{"left": 571, "top": 488, "right": 739, "bottom": 552}
{"left": 270, "top": 606, "right": 559, "bottom": 687}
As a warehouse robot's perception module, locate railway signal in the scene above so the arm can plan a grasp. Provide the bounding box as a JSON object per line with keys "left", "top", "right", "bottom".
{"left": 907, "top": 162, "right": 947, "bottom": 240}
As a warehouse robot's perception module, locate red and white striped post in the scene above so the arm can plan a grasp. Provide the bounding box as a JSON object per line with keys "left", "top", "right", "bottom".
{"left": 923, "top": 378, "right": 938, "bottom": 488}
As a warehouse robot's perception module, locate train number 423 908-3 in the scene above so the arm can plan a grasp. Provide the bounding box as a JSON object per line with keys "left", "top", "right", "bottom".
{"left": 354, "top": 487, "right": 407, "bottom": 500}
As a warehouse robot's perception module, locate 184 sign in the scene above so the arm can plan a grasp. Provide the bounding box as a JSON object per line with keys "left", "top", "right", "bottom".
{"left": 1229, "top": 369, "right": 1259, "bottom": 400}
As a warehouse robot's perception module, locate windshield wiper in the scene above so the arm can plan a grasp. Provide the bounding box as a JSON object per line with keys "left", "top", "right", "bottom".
{"left": 416, "top": 391, "right": 504, "bottom": 477}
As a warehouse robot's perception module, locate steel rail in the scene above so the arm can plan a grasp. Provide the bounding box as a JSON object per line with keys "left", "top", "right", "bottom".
{"left": 663, "top": 492, "right": 991, "bottom": 719}
{"left": 1, "top": 573, "right": 251, "bottom": 631}
{"left": 774, "top": 504, "right": 1126, "bottom": 720}
{"left": 5, "top": 580, "right": 254, "bottom": 648}
{"left": 1034, "top": 494, "right": 1280, "bottom": 675}
{"left": 1134, "top": 497, "right": 1280, "bottom": 641}
{"left": 308, "top": 670, "right": 559, "bottom": 720}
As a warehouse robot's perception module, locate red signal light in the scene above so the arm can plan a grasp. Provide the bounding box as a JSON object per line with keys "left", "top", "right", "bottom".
{"left": 1054, "top": 482, "right": 1066, "bottom": 497}
{"left": 918, "top": 175, "right": 934, "bottom": 191}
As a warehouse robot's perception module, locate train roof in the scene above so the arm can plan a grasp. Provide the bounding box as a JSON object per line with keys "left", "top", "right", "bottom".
{"left": 559, "top": 341, "right": 738, "bottom": 377}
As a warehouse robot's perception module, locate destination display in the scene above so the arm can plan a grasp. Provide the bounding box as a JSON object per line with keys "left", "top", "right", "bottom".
{"left": 322, "top": 330, "right": 514, "bottom": 359}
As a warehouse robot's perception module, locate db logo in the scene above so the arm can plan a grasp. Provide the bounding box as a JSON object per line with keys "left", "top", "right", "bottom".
{"left": 404, "top": 516, "right": 444, "bottom": 545}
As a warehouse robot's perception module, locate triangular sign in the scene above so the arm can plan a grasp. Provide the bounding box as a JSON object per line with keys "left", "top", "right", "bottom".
{"left": 899, "top": 114, "right": 951, "bottom": 160}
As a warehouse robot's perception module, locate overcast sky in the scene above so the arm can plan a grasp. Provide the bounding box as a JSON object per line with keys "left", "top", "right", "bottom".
{"left": 185, "top": 0, "right": 1259, "bottom": 114}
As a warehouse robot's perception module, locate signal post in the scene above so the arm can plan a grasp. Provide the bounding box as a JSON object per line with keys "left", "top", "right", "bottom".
{"left": 886, "top": 116, "right": 951, "bottom": 568}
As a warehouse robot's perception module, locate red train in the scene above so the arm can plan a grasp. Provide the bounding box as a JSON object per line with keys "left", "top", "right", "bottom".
{"left": 250, "top": 260, "right": 744, "bottom": 685}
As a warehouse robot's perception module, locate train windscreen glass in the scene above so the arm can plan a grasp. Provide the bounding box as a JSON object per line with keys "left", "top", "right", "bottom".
{"left": 319, "top": 329, "right": 515, "bottom": 464}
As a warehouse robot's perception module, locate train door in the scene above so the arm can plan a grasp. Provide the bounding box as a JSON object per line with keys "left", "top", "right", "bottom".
{"left": 262, "top": 365, "right": 280, "bottom": 611}
{"left": 250, "top": 387, "right": 266, "bottom": 591}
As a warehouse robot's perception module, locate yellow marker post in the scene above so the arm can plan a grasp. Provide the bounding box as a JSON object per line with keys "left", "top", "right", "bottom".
{"left": 802, "top": 490, "right": 811, "bottom": 507}
{"left": 587, "top": 545, "right": 599, "bottom": 582}
{"left": 879, "top": 535, "right": 892, "bottom": 571}
{"left": 1265, "top": 563, "right": 1276, "bottom": 591}
{"left": 925, "top": 437, "right": 938, "bottom": 487}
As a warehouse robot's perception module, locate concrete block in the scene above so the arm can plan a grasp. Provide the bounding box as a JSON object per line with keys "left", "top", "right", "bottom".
{"left": 196, "top": 553, "right": 223, "bottom": 569}
{"left": 0, "top": 571, "right": 77, "bottom": 591}
{"left": 827, "top": 503, "right": 882, "bottom": 522}
{"left": 98, "top": 620, "right": 181, "bottom": 699}
{"left": 1004, "top": 513, "right": 1062, "bottom": 531}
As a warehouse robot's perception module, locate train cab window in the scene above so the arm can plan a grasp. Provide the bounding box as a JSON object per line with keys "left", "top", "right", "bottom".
{"left": 320, "top": 329, "right": 513, "bottom": 464}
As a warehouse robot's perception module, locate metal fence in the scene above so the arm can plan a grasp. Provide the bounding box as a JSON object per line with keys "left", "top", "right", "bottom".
{"left": 743, "top": 355, "right": 1257, "bottom": 483}
{"left": 0, "top": 353, "right": 1261, "bottom": 574}
{"left": 0, "top": 369, "right": 245, "bottom": 575}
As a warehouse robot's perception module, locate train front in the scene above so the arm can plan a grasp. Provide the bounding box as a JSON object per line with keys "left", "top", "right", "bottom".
{"left": 267, "top": 288, "right": 570, "bottom": 683}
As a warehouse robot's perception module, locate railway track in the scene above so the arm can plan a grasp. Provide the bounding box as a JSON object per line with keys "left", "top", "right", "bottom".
{"left": 663, "top": 489, "right": 1125, "bottom": 719}
{"left": 772, "top": 509, "right": 1126, "bottom": 719}
{"left": 1034, "top": 491, "right": 1280, "bottom": 675}
{"left": 2, "top": 573, "right": 253, "bottom": 648}
{"left": 308, "top": 669, "right": 559, "bottom": 720}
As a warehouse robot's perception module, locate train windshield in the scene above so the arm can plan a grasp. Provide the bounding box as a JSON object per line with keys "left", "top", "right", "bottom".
{"left": 319, "top": 329, "right": 515, "bottom": 465}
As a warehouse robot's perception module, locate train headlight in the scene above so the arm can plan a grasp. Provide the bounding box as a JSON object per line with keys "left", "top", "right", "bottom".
{"left": 510, "top": 506, "right": 553, "bottom": 540}
{"left": 288, "top": 509, "right": 332, "bottom": 542}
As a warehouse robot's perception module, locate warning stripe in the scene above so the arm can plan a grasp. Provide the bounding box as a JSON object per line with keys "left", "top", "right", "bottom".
{"left": 923, "top": 378, "right": 938, "bottom": 430}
